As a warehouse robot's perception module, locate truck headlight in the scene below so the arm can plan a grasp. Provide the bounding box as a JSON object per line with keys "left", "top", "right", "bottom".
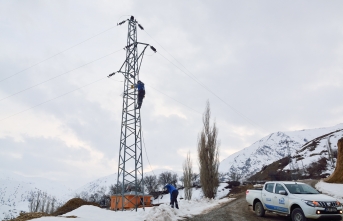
{"left": 303, "top": 200, "right": 320, "bottom": 207}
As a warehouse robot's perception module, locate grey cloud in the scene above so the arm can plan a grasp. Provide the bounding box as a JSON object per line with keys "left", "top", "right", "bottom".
{"left": 1, "top": 0, "right": 343, "bottom": 188}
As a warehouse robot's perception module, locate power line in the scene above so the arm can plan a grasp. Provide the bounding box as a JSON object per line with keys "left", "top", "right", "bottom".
{"left": 107, "top": 82, "right": 198, "bottom": 178}
{"left": 109, "top": 78, "right": 201, "bottom": 115}
{"left": 0, "top": 24, "right": 119, "bottom": 83}
{"left": 144, "top": 30, "right": 267, "bottom": 132}
{"left": 0, "top": 77, "right": 116, "bottom": 122}
{"left": 0, "top": 48, "right": 123, "bottom": 102}
{"left": 147, "top": 85, "right": 202, "bottom": 115}
{"left": 141, "top": 130, "right": 156, "bottom": 177}
{"left": 157, "top": 52, "right": 266, "bottom": 133}
{"left": 143, "top": 30, "right": 200, "bottom": 83}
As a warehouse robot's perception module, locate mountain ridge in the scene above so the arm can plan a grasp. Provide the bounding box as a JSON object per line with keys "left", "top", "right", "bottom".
{"left": 1, "top": 123, "right": 342, "bottom": 220}
{"left": 219, "top": 123, "right": 343, "bottom": 179}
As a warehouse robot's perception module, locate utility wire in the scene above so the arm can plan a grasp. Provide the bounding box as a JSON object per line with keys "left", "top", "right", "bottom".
{"left": 144, "top": 30, "right": 267, "bottom": 132}
{"left": 141, "top": 130, "right": 156, "bottom": 177}
{"left": 0, "top": 25, "right": 119, "bottom": 83}
{"left": 157, "top": 52, "right": 266, "bottom": 133}
{"left": 109, "top": 78, "right": 201, "bottom": 115}
{"left": 147, "top": 85, "right": 202, "bottom": 115}
{"left": 0, "top": 49, "right": 123, "bottom": 102}
{"left": 0, "top": 77, "right": 112, "bottom": 122}
{"left": 144, "top": 30, "right": 200, "bottom": 83}
{"left": 108, "top": 79, "right": 198, "bottom": 178}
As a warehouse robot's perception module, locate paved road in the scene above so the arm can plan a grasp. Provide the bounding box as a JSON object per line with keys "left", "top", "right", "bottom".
{"left": 184, "top": 192, "right": 289, "bottom": 221}
{"left": 300, "top": 179, "right": 319, "bottom": 188}
{"left": 184, "top": 180, "right": 321, "bottom": 221}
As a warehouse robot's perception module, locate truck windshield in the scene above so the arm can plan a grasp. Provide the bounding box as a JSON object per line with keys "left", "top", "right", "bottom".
{"left": 284, "top": 184, "right": 320, "bottom": 194}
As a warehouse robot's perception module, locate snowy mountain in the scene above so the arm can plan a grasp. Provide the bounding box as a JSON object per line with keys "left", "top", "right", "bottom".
{"left": 2, "top": 124, "right": 342, "bottom": 220}
{"left": 69, "top": 173, "right": 117, "bottom": 200}
{"left": 294, "top": 127, "right": 343, "bottom": 169}
{"left": 0, "top": 172, "right": 73, "bottom": 220}
{"left": 219, "top": 123, "right": 343, "bottom": 179}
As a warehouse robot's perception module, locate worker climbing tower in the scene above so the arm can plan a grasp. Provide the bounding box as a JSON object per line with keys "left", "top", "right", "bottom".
{"left": 108, "top": 16, "right": 156, "bottom": 211}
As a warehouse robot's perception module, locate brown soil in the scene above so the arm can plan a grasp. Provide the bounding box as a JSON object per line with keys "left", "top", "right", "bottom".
{"left": 325, "top": 137, "right": 343, "bottom": 183}
{"left": 52, "top": 198, "right": 100, "bottom": 216}
{"left": 6, "top": 212, "right": 51, "bottom": 221}
{"left": 7, "top": 198, "right": 98, "bottom": 221}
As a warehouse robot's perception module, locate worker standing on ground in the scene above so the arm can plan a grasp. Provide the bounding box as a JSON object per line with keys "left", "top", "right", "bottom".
{"left": 164, "top": 184, "right": 179, "bottom": 209}
{"left": 133, "top": 80, "right": 145, "bottom": 109}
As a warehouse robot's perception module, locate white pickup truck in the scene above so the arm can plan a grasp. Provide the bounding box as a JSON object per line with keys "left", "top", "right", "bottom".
{"left": 246, "top": 181, "right": 343, "bottom": 221}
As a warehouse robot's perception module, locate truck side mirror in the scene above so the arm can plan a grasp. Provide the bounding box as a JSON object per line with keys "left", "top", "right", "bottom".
{"left": 279, "top": 190, "right": 287, "bottom": 195}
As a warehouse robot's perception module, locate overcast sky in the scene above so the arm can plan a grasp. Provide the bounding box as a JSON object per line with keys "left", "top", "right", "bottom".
{"left": 1, "top": 0, "right": 343, "bottom": 189}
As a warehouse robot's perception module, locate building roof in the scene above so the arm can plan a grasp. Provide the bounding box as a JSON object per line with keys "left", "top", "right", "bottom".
{"left": 111, "top": 191, "right": 152, "bottom": 197}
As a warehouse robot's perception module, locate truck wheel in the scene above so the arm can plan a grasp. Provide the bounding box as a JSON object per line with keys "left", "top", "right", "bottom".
{"left": 291, "top": 208, "right": 306, "bottom": 221}
{"left": 255, "top": 201, "right": 265, "bottom": 217}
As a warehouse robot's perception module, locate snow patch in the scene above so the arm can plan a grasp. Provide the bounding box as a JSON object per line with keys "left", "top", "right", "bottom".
{"left": 315, "top": 180, "right": 343, "bottom": 203}
{"left": 31, "top": 198, "right": 234, "bottom": 221}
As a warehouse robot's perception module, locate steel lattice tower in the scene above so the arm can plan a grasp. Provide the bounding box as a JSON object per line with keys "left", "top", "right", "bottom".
{"left": 286, "top": 139, "right": 296, "bottom": 180}
{"left": 108, "top": 16, "right": 155, "bottom": 211}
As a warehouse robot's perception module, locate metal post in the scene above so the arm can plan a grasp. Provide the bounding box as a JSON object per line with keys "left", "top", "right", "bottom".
{"left": 108, "top": 16, "right": 151, "bottom": 211}
{"left": 327, "top": 136, "right": 334, "bottom": 167}
{"left": 286, "top": 140, "right": 295, "bottom": 180}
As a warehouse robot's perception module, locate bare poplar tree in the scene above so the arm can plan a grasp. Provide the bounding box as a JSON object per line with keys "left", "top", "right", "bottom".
{"left": 228, "top": 171, "right": 243, "bottom": 181}
{"left": 34, "top": 191, "right": 41, "bottom": 212}
{"left": 191, "top": 173, "right": 200, "bottom": 186}
{"left": 171, "top": 173, "right": 178, "bottom": 187}
{"left": 197, "top": 100, "right": 220, "bottom": 199}
{"left": 183, "top": 152, "right": 193, "bottom": 200}
{"left": 144, "top": 175, "right": 159, "bottom": 194}
{"left": 40, "top": 192, "right": 47, "bottom": 212}
{"left": 158, "top": 171, "right": 173, "bottom": 186}
{"left": 50, "top": 197, "right": 56, "bottom": 214}
{"left": 28, "top": 191, "right": 35, "bottom": 212}
{"left": 179, "top": 176, "right": 184, "bottom": 186}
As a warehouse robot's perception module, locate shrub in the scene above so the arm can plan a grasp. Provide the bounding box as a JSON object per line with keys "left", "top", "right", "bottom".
{"left": 306, "top": 157, "right": 328, "bottom": 177}
{"left": 227, "top": 181, "right": 240, "bottom": 187}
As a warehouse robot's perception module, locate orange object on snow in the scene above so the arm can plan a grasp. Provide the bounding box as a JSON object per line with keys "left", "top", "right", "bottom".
{"left": 110, "top": 192, "right": 153, "bottom": 210}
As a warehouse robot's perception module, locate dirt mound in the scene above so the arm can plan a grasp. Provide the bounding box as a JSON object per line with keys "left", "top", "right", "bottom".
{"left": 325, "top": 137, "right": 343, "bottom": 183}
{"left": 7, "top": 212, "right": 50, "bottom": 221}
{"left": 52, "top": 198, "right": 100, "bottom": 216}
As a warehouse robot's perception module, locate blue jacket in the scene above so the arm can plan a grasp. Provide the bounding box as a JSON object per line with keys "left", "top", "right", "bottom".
{"left": 135, "top": 82, "right": 145, "bottom": 91}
{"left": 164, "top": 184, "right": 177, "bottom": 201}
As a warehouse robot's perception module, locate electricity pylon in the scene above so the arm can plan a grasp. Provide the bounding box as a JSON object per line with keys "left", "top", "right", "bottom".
{"left": 108, "top": 16, "right": 156, "bottom": 211}
{"left": 286, "top": 139, "right": 296, "bottom": 180}
{"left": 326, "top": 136, "right": 335, "bottom": 167}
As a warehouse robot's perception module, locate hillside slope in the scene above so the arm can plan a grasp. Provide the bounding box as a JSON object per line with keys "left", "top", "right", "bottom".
{"left": 0, "top": 172, "right": 73, "bottom": 220}
{"left": 219, "top": 123, "right": 343, "bottom": 179}
{"left": 2, "top": 124, "right": 342, "bottom": 220}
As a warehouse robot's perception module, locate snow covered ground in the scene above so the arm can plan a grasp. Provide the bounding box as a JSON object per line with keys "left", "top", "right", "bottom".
{"left": 6, "top": 181, "right": 343, "bottom": 221}
{"left": 33, "top": 198, "right": 233, "bottom": 221}
{"left": 32, "top": 183, "right": 232, "bottom": 221}
{"left": 316, "top": 180, "right": 343, "bottom": 203}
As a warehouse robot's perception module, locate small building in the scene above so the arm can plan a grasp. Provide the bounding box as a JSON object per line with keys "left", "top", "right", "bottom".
{"left": 110, "top": 192, "right": 153, "bottom": 210}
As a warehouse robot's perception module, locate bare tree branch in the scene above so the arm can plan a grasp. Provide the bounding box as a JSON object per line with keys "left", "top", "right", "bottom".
{"left": 183, "top": 152, "right": 193, "bottom": 200}
{"left": 198, "top": 100, "right": 220, "bottom": 199}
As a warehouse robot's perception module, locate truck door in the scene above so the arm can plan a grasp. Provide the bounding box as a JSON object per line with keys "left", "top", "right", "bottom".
{"left": 262, "top": 183, "right": 276, "bottom": 211}
{"left": 273, "top": 183, "right": 289, "bottom": 214}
